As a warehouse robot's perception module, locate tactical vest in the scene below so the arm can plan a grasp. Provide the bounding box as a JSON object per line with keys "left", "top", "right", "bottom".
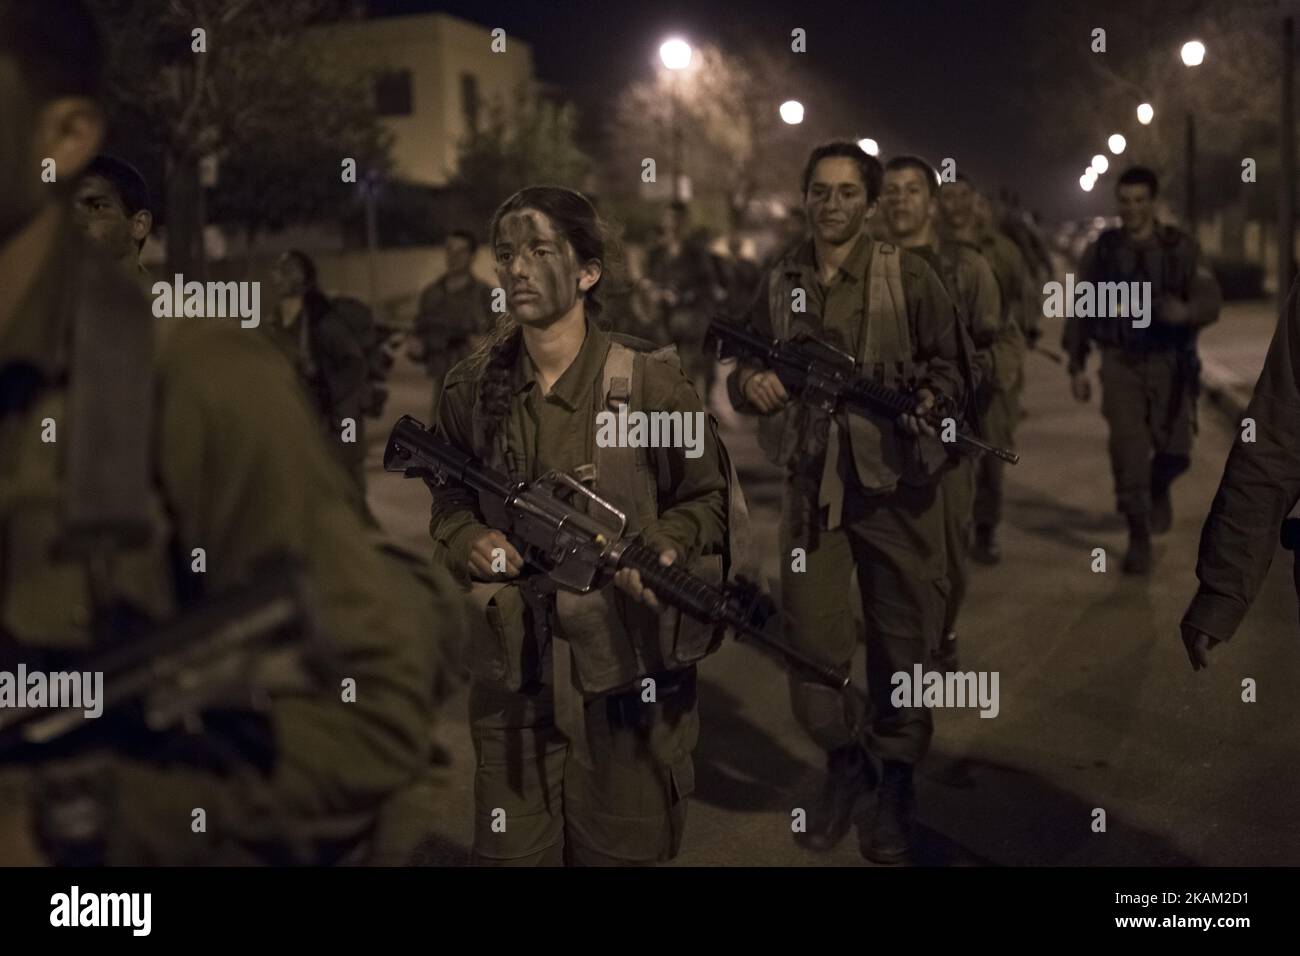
{"left": 464, "top": 334, "right": 754, "bottom": 700}
{"left": 756, "top": 240, "right": 944, "bottom": 498}
{"left": 1088, "top": 225, "right": 1198, "bottom": 352}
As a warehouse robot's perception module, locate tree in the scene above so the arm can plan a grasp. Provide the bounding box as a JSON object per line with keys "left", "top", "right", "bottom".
{"left": 449, "top": 91, "right": 592, "bottom": 233}
{"left": 89, "top": 0, "right": 390, "bottom": 276}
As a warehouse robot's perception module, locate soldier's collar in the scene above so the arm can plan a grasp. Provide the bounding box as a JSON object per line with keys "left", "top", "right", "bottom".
{"left": 794, "top": 231, "right": 874, "bottom": 283}
{"left": 512, "top": 320, "right": 609, "bottom": 411}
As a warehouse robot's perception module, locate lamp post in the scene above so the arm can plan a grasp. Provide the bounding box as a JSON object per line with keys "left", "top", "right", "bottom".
{"left": 659, "top": 38, "right": 693, "bottom": 202}
{"left": 1181, "top": 40, "right": 1206, "bottom": 232}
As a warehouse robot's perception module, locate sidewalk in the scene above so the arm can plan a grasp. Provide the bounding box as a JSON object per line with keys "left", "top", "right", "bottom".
{"left": 1198, "top": 299, "right": 1281, "bottom": 420}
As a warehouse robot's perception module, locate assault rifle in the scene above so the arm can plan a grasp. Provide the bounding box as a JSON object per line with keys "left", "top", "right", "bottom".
{"left": 384, "top": 415, "right": 851, "bottom": 691}
{"left": 706, "top": 318, "right": 1020, "bottom": 465}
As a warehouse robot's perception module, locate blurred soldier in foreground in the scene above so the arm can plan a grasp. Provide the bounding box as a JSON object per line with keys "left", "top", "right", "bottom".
{"left": 940, "top": 174, "right": 1036, "bottom": 564}
{"left": 0, "top": 0, "right": 449, "bottom": 865}
{"left": 412, "top": 229, "right": 494, "bottom": 418}
{"left": 267, "top": 249, "right": 371, "bottom": 497}
{"left": 1064, "top": 167, "right": 1221, "bottom": 575}
{"left": 72, "top": 154, "right": 152, "bottom": 289}
{"left": 1181, "top": 280, "right": 1300, "bottom": 668}
{"left": 882, "top": 156, "right": 1022, "bottom": 670}
{"left": 728, "top": 142, "right": 969, "bottom": 862}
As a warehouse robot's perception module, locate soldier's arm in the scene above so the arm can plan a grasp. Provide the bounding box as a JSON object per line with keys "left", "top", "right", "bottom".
{"left": 1186, "top": 245, "right": 1222, "bottom": 329}
{"left": 640, "top": 366, "right": 728, "bottom": 563}
{"left": 133, "top": 326, "right": 437, "bottom": 863}
{"left": 426, "top": 371, "right": 494, "bottom": 585}
{"left": 905, "top": 257, "right": 968, "bottom": 406}
{"left": 315, "top": 311, "right": 369, "bottom": 419}
{"left": 725, "top": 269, "right": 776, "bottom": 415}
{"left": 1064, "top": 241, "right": 1098, "bottom": 370}
{"left": 1183, "top": 290, "right": 1300, "bottom": 643}
{"left": 964, "top": 251, "right": 1021, "bottom": 392}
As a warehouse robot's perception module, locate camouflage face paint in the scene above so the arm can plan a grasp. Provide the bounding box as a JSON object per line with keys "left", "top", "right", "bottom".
{"left": 493, "top": 208, "right": 586, "bottom": 326}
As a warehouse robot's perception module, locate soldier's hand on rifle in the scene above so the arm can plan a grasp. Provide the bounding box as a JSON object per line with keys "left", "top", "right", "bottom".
{"left": 1069, "top": 370, "right": 1091, "bottom": 403}
{"left": 1160, "top": 295, "right": 1191, "bottom": 325}
{"left": 897, "top": 387, "right": 938, "bottom": 437}
{"left": 615, "top": 548, "right": 676, "bottom": 612}
{"left": 468, "top": 529, "right": 524, "bottom": 581}
{"left": 742, "top": 370, "right": 789, "bottom": 414}
{"left": 1180, "top": 623, "right": 1220, "bottom": 672}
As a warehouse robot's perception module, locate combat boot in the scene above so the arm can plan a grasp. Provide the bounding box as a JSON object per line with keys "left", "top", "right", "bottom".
{"left": 1150, "top": 478, "right": 1173, "bottom": 535}
{"left": 971, "top": 524, "right": 1001, "bottom": 565}
{"left": 862, "top": 760, "right": 915, "bottom": 864}
{"left": 795, "top": 744, "right": 877, "bottom": 853}
{"left": 1123, "top": 512, "right": 1152, "bottom": 575}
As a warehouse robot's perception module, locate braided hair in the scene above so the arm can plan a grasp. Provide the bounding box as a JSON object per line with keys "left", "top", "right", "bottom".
{"left": 473, "top": 186, "right": 613, "bottom": 446}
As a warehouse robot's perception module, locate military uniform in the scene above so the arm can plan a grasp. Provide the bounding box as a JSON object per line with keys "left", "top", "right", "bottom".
{"left": 645, "top": 233, "right": 724, "bottom": 399}
{"left": 414, "top": 274, "right": 494, "bottom": 417}
{"left": 910, "top": 239, "right": 1021, "bottom": 639}
{"left": 1183, "top": 282, "right": 1300, "bottom": 641}
{"left": 429, "top": 320, "right": 727, "bottom": 865}
{"left": 0, "top": 227, "right": 448, "bottom": 865}
{"left": 727, "top": 233, "right": 968, "bottom": 764}
{"left": 262, "top": 298, "right": 370, "bottom": 496}
{"left": 1065, "top": 224, "right": 1221, "bottom": 519}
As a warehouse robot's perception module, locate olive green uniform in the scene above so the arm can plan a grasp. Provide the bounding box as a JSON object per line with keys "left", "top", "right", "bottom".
{"left": 430, "top": 321, "right": 727, "bottom": 865}
{"left": 727, "top": 233, "right": 968, "bottom": 763}
{"left": 414, "top": 274, "right": 494, "bottom": 417}
{"left": 1183, "top": 283, "right": 1300, "bottom": 640}
{"left": 1064, "top": 225, "right": 1221, "bottom": 516}
{"left": 911, "top": 239, "right": 1021, "bottom": 635}
{"left": 0, "top": 228, "right": 447, "bottom": 865}
{"left": 262, "top": 301, "right": 370, "bottom": 496}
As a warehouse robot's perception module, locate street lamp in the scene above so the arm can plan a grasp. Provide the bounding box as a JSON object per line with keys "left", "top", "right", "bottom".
{"left": 1137, "top": 102, "right": 1155, "bottom": 125}
{"left": 1180, "top": 40, "right": 1206, "bottom": 67}
{"left": 1181, "top": 40, "right": 1206, "bottom": 231}
{"left": 1108, "top": 133, "right": 1127, "bottom": 154}
{"left": 1080, "top": 173, "right": 1096, "bottom": 192}
{"left": 1091, "top": 154, "right": 1109, "bottom": 175}
{"left": 857, "top": 137, "right": 880, "bottom": 156}
{"left": 659, "top": 38, "right": 693, "bottom": 201}
{"left": 780, "top": 100, "right": 805, "bottom": 124}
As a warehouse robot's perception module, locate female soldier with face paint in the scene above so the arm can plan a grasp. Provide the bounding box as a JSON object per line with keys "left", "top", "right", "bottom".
{"left": 426, "top": 186, "right": 729, "bottom": 865}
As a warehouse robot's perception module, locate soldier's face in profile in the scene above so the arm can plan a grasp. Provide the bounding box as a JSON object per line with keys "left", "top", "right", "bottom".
{"left": 494, "top": 208, "right": 600, "bottom": 327}
{"left": 881, "top": 167, "right": 936, "bottom": 240}
{"left": 1117, "top": 183, "right": 1155, "bottom": 235}
{"left": 805, "top": 157, "right": 872, "bottom": 246}
{"left": 74, "top": 175, "right": 140, "bottom": 260}
{"left": 939, "top": 181, "right": 975, "bottom": 228}
{"left": 446, "top": 236, "right": 473, "bottom": 273}
{"left": 272, "top": 254, "right": 308, "bottom": 297}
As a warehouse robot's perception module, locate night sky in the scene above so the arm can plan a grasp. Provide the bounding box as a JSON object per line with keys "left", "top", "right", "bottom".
{"left": 366, "top": 0, "right": 1097, "bottom": 218}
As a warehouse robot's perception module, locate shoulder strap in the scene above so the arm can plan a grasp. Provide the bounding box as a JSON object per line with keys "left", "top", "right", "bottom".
{"left": 595, "top": 342, "right": 656, "bottom": 531}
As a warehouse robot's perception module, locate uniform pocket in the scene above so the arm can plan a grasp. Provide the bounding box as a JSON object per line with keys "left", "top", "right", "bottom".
{"left": 658, "top": 554, "right": 724, "bottom": 669}
{"left": 464, "top": 581, "right": 531, "bottom": 692}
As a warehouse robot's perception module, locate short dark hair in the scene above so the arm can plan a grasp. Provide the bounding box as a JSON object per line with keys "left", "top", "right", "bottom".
{"left": 84, "top": 155, "right": 150, "bottom": 216}
{"left": 668, "top": 200, "right": 688, "bottom": 217}
{"left": 0, "top": 0, "right": 103, "bottom": 103}
{"left": 1117, "top": 166, "right": 1159, "bottom": 198}
{"left": 447, "top": 229, "right": 479, "bottom": 253}
{"left": 801, "top": 141, "right": 883, "bottom": 204}
{"left": 884, "top": 155, "right": 940, "bottom": 196}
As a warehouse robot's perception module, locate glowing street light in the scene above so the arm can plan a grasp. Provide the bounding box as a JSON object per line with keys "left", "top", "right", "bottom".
{"left": 1108, "top": 133, "right": 1127, "bottom": 154}
{"left": 659, "top": 38, "right": 693, "bottom": 70}
{"left": 780, "top": 100, "right": 805, "bottom": 125}
{"left": 1137, "top": 102, "right": 1155, "bottom": 125}
{"left": 857, "top": 137, "right": 880, "bottom": 156}
{"left": 1180, "top": 40, "right": 1206, "bottom": 67}
{"left": 1091, "top": 154, "right": 1109, "bottom": 175}
{"left": 1080, "top": 173, "right": 1096, "bottom": 192}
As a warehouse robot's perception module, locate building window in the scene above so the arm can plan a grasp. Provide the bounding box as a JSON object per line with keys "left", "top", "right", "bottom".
{"left": 460, "top": 72, "right": 480, "bottom": 132}
{"left": 375, "top": 70, "right": 412, "bottom": 117}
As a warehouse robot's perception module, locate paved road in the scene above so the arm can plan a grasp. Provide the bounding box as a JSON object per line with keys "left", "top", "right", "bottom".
{"left": 365, "top": 315, "right": 1300, "bottom": 866}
